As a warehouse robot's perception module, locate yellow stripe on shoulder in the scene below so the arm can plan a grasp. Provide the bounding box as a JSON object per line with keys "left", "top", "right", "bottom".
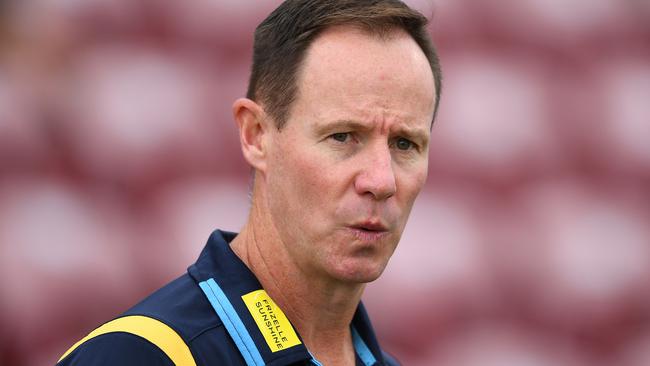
{"left": 58, "top": 315, "right": 197, "bottom": 366}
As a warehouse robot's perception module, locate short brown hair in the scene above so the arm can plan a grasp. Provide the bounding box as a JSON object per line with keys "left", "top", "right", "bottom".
{"left": 246, "top": 0, "right": 443, "bottom": 129}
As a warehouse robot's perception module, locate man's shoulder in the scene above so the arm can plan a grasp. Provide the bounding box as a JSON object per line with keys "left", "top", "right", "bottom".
{"left": 57, "top": 332, "right": 176, "bottom": 366}
{"left": 56, "top": 318, "right": 241, "bottom": 366}
{"left": 57, "top": 273, "right": 239, "bottom": 366}
{"left": 123, "top": 273, "right": 223, "bottom": 341}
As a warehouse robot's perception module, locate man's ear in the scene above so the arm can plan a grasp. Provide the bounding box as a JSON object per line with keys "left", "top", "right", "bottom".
{"left": 232, "top": 98, "right": 270, "bottom": 172}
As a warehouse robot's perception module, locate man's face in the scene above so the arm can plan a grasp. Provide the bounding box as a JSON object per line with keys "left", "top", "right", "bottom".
{"left": 263, "top": 26, "right": 436, "bottom": 284}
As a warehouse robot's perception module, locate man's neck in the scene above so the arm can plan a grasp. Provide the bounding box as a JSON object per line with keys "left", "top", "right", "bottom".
{"left": 230, "top": 202, "right": 363, "bottom": 365}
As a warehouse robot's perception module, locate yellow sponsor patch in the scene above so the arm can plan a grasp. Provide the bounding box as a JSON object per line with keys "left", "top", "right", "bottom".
{"left": 241, "top": 289, "right": 302, "bottom": 352}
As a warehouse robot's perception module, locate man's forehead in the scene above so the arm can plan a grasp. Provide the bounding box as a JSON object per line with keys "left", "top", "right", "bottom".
{"left": 289, "top": 25, "right": 436, "bottom": 127}
{"left": 301, "top": 25, "right": 433, "bottom": 86}
{"left": 303, "top": 25, "right": 417, "bottom": 60}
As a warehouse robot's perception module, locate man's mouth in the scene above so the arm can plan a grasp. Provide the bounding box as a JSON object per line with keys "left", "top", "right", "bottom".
{"left": 348, "top": 221, "right": 390, "bottom": 241}
{"left": 353, "top": 222, "right": 388, "bottom": 232}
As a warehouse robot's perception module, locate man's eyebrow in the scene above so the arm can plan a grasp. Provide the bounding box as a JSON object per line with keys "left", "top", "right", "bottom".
{"left": 313, "top": 119, "right": 373, "bottom": 135}
{"left": 392, "top": 125, "right": 430, "bottom": 145}
{"left": 315, "top": 119, "right": 430, "bottom": 142}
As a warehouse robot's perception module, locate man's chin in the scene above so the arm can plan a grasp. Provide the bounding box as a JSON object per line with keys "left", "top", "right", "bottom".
{"left": 328, "top": 260, "right": 388, "bottom": 284}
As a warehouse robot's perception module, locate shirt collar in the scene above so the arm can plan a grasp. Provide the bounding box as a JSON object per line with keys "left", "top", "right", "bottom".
{"left": 188, "top": 229, "right": 386, "bottom": 366}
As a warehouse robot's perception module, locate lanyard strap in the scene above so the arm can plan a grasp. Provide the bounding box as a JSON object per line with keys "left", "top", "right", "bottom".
{"left": 199, "top": 279, "right": 265, "bottom": 366}
{"left": 352, "top": 326, "right": 377, "bottom": 366}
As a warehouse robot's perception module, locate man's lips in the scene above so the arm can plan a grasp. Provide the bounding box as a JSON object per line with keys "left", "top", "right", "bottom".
{"left": 350, "top": 221, "right": 389, "bottom": 232}
{"left": 346, "top": 220, "right": 390, "bottom": 242}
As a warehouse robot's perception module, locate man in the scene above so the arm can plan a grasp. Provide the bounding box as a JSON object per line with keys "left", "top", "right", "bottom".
{"left": 57, "top": 0, "right": 441, "bottom": 365}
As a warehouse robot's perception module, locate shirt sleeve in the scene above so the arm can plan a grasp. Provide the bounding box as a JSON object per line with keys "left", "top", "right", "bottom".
{"left": 57, "top": 332, "right": 176, "bottom": 366}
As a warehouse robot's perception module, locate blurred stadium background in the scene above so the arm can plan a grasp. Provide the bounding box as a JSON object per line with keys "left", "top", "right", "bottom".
{"left": 1, "top": 0, "right": 649, "bottom": 365}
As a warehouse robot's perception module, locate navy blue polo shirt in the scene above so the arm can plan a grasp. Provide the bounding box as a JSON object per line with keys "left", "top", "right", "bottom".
{"left": 57, "top": 230, "right": 399, "bottom": 366}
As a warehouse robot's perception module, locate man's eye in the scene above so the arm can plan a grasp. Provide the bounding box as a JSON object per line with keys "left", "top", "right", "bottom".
{"left": 395, "top": 137, "right": 415, "bottom": 151}
{"left": 330, "top": 133, "right": 349, "bottom": 142}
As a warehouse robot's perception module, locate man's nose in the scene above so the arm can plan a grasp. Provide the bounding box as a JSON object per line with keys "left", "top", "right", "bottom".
{"left": 354, "top": 144, "right": 397, "bottom": 201}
